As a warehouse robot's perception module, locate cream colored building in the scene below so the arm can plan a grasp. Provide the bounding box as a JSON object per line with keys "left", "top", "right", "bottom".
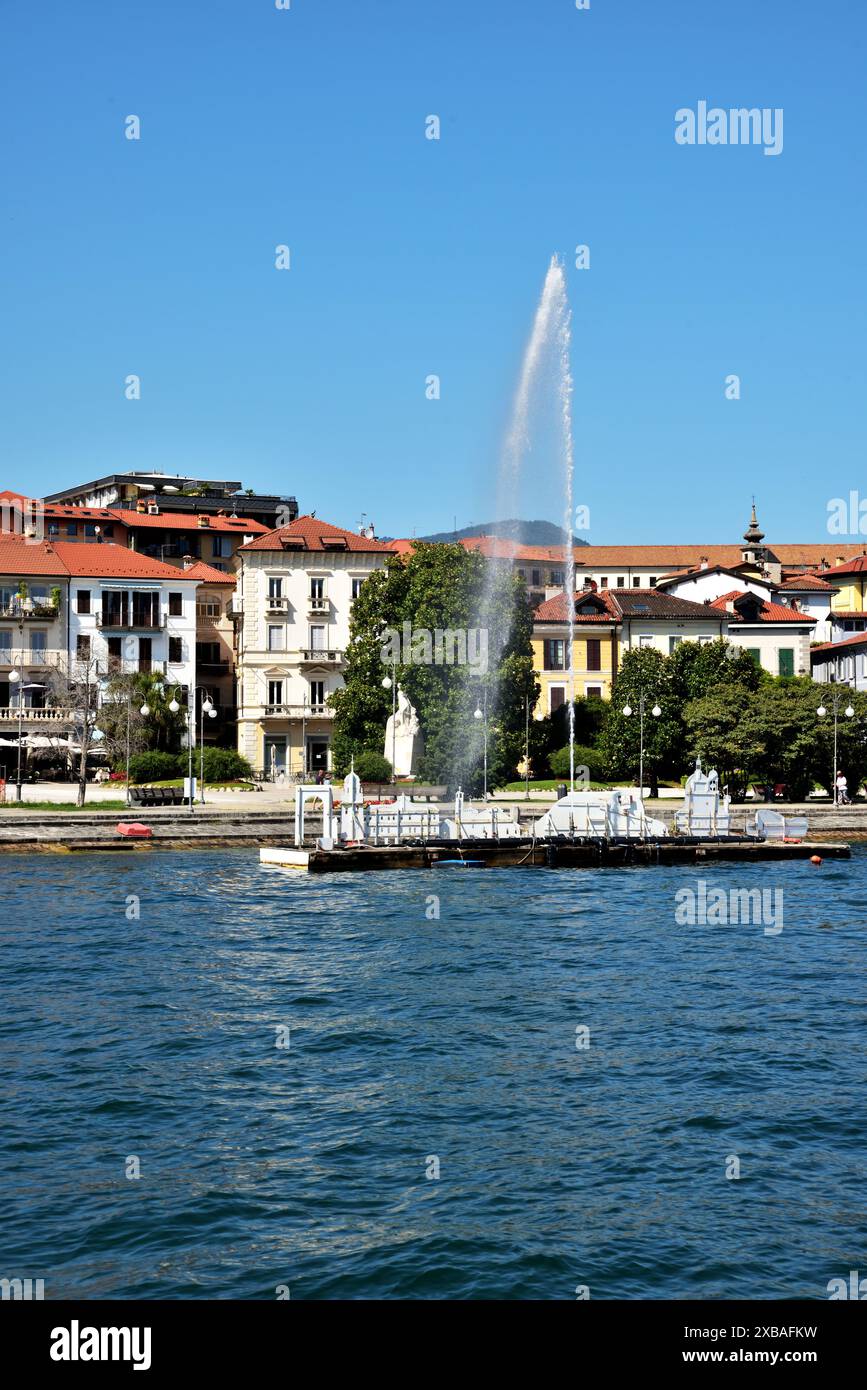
{"left": 235, "top": 516, "right": 392, "bottom": 776}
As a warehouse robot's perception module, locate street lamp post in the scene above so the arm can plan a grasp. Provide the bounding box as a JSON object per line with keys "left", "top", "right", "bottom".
{"left": 168, "top": 685, "right": 214, "bottom": 812}
{"left": 474, "top": 687, "right": 489, "bottom": 801}
{"left": 199, "top": 692, "right": 216, "bottom": 803}
{"left": 817, "top": 689, "right": 855, "bottom": 802}
{"left": 125, "top": 689, "right": 154, "bottom": 808}
{"left": 622, "top": 689, "right": 662, "bottom": 801}
{"left": 382, "top": 663, "right": 396, "bottom": 782}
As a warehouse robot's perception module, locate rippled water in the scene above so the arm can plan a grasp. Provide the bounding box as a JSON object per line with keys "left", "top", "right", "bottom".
{"left": 2, "top": 848, "right": 866, "bottom": 1300}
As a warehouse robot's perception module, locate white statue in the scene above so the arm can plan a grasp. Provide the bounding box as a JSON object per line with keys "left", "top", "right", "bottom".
{"left": 384, "top": 687, "right": 424, "bottom": 777}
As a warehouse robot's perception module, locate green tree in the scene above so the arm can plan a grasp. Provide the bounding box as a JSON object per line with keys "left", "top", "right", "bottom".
{"left": 331, "top": 543, "right": 538, "bottom": 793}
{"left": 600, "top": 647, "right": 680, "bottom": 794}
{"left": 98, "top": 671, "right": 188, "bottom": 771}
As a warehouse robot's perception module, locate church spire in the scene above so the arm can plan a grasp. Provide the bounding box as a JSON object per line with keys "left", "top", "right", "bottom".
{"left": 743, "top": 498, "right": 765, "bottom": 546}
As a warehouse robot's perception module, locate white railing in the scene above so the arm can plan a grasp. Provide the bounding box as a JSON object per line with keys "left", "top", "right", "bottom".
{"left": 0, "top": 649, "right": 65, "bottom": 668}
{"left": 262, "top": 702, "right": 333, "bottom": 718}
{"left": 265, "top": 595, "right": 289, "bottom": 612}
{"left": 0, "top": 706, "right": 73, "bottom": 722}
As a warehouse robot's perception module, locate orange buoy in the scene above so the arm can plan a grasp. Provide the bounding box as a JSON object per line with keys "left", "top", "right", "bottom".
{"left": 810, "top": 854, "right": 822, "bottom": 865}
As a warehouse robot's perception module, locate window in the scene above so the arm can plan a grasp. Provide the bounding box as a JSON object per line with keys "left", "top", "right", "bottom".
{"left": 268, "top": 577, "right": 283, "bottom": 599}
{"left": 102, "top": 525, "right": 114, "bottom": 539}
{"left": 212, "top": 536, "right": 231, "bottom": 559}
{"left": 85, "top": 523, "right": 97, "bottom": 538}
{"left": 698, "top": 635, "right": 713, "bottom": 645}
{"left": 77, "top": 590, "right": 90, "bottom": 614}
{"left": 638, "top": 635, "right": 654, "bottom": 648}
{"left": 543, "top": 639, "right": 565, "bottom": 670}
{"left": 138, "top": 637, "right": 152, "bottom": 673}
{"left": 0, "top": 631, "right": 12, "bottom": 658}
{"left": 549, "top": 687, "right": 565, "bottom": 713}
{"left": 76, "top": 635, "right": 91, "bottom": 659}
{"left": 309, "top": 625, "right": 326, "bottom": 651}
{"left": 585, "top": 638, "right": 601, "bottom": 671}
{"left": 531, "top": 569, "right": 541, "bottom": 587}
{"left": 310, "top": 577, "right": 325, "bottom": 600}
{"left": 648, "top": 576, "right": 657, "bottom": 588}
{"left": 267, "top": 626, "right": 284, "bottom": 652}
{"left": 169, "top": 637, "right": 183, "bottom": 664}
{"left": 47, "top": 521, "right": 59, "bottom": 537}
{"left": 169, "top": 592, "right": 183, "bottom": 617}
{"left": 30, "top": 630, "right": 46, "bottom": 655}
{"left": 516, "top": 569, "right": 526, "bottom": 581}
{"left": 310, "top": 680, "right": 325, "bottom": 707}
{"left": 66, "top": 521, "right": 77, "bottom": 537}
{"left": 600, "top": 577, "right": 608, "bottom": 588}
{"left": 616, "top": 576, "right": 625, "bottom": 588}
{"left": 351, "top": 577, "right": 364, "bottom": 600}
{"left": 585, "top": 685, "right": 603, "bottom": 699}
{"left": 549, "top": 570, "right": 564, "bottom": 587}
{"left": 669, "top": 636, "right": 682, "bottom": 653}
{"left": 197, "top": 597, "right": 221, "bottom": 618}
{"left": 778, "top": 648, "right": 795, "bottom": 677}
{"left": 107, "top": 637, "right": 122, "bottom": 671}
{"left": 267, "top": 680, "right": 283, "bottom": 707}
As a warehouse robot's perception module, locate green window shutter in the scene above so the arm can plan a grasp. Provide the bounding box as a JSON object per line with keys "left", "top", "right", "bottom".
{"left": 778, "top": 648, "right": 794, "bottom": 677}
{"left": 747, "top": 648, "right": 762, "bottom": 666}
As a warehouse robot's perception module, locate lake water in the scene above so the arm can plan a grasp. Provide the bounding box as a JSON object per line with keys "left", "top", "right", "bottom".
{"left": 2, "top": 847, "right": 866, "bottom": 1300}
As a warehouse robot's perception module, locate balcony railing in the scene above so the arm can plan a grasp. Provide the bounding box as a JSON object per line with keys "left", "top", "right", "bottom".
{"left": 265, "top": 595, "right": 289, "bottom": 612}
{"left": 0, "top": 649, "right": 65, "bottom": 669}
{"left": 197, "top": 660, "right": 231, "bottom": 674}
{"left": 262, "top": 702, "right": 333, "bottom": 718}
{"left": 300, "top": 648, "right": 342, "bottom": 664}
{"left": 308, "top": 596, "right": 328, "bottom": 612}
{"left": 95, "top": 614, "right": 167, "bottom": 630}
{"left": 0, "top": 706, "right": 72, "bottom": 723}
{"left": 0, "top": 603, "right": 59, "bottom": 620}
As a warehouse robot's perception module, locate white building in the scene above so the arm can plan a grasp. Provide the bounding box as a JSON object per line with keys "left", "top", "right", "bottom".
{"left": 235, "top": 516, "right": 392, "bottom": 776}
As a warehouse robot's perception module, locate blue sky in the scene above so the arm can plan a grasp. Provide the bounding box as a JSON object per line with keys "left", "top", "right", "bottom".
{"left": 1, "top": 0, "right": 865, "bottom": 543}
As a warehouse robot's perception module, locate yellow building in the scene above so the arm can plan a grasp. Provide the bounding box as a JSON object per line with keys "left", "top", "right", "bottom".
{"left": 531, "top": 591, "right": 619, "bottom": 716}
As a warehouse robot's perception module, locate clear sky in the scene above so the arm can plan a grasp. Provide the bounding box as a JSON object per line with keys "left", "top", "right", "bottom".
{"left": 1, "top": 0, "right": 865, "bottom": 544}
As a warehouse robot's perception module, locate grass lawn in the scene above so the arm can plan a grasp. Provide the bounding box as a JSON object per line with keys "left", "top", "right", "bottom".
{"left": 0, "top": 800, "right": 129, "bottom": 812}
{"left": 139, "top": 778, "right": 259, "bottom": 791}
{"left": 503, "top": 779, "right": 614, "bottom": 792}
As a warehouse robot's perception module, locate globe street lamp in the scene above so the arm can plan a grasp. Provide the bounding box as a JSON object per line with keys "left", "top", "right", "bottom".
{"left": 622, "top": 692, "right": 661, "bottom": 801}
{"left": 124, "top": 689, "right": 154, "bottom": 807}
{"left": 817, "top": 690, "right": 855, "bottom": 803}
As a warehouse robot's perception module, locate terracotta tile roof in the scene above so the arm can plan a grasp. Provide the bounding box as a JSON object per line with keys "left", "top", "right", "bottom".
{"left": 0, "top": 537, "right": 69, "bottom": 575}
{"left": 709, "top": 591, "right": 814, "bottom": 624}
{"left": 654, "top": 562, "right": 761, "bottom": 589}
{"left": 460, "top": 536, "right": 572, "bottom": 563}
{"left": 830, "top": 610, "right": 866, "bottom": 619}
{"left": 387, "top": 538, "right": 420, "bottom": 555}
{"left": 51, "top": 541, "right": 200, "bottom": 580}
{"left": 180, "top": 561, "right": 236, "bottom": 585}
{"left": 534, "top": 590, "right": 620, "bottom": 622}
{"left": 534, "top": 588, "right": 725, "bottom": 623}
{"left": 811, "top": 633, "right": 867, "bottom": 653}
{"left": 817, "top": 555, "right": 867, "bottom": 577}
{"left": 777, "top": 573, "right": 836, "bottom": 590}
{"left": 114, "top": 509, "right": 267, "bottom": 533}
{"left": 240, "top": 515, "right": 393, "bottom": 553}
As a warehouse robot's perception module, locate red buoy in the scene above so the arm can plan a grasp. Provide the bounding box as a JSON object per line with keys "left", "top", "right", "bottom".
{"left": 810, "top": 854, "right": 822, "bottom": 865}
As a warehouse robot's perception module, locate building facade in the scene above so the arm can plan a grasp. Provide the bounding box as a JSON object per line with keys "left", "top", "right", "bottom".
{"left": 235, "top": 517, "right": 392, "bottom": 776}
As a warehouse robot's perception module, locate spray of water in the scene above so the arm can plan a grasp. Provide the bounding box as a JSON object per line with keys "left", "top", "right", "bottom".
{"left": 457, "top": 255, "right": 577, "bottom": 796}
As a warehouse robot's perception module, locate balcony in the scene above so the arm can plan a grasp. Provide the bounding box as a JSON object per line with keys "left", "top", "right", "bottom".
{"left": 265, "top": 595, "right": 289, "bottom": 614}
{"left": 0, "top": 706, "right": 72, "bottom": 724}
{"left": 95, "top": 614, "right": 167, "bottom": 630}
{"left": 227, "top": 594, "right": 243, "bottom": 618}
{"left": 0, "top": 603, "right": 59, "bottom": 621}
{"left": 197, "top": 659, "right": 231, "bottom": 675}
{"left": 308, "top": 595, "right": 329, "bottom": 614}
{"left": 262, "top": 703, "right": 334, "bottom": 718}
{"left": 0, "top": 649, "right": 65, "bottom": 670}
{"left": 299, "top": 648, "right": 342, "bottom": 665}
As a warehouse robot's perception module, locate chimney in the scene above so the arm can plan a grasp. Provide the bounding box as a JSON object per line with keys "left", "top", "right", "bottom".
{"left": 136, "top": 499, "right": 147, "bottom": 513}
{"left": 699, "top": 555, "right": 709, "bottom": 569}
{"left": 182, "top": 555, "right": 195, "bottom": 570}
{"left": 197, "top": 514, "right": 211, "bottom": 527}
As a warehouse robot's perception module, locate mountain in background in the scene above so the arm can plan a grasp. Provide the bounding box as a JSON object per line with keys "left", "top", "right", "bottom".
{"left": 386, "top": 519, "right": 589, "bottom": 547}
